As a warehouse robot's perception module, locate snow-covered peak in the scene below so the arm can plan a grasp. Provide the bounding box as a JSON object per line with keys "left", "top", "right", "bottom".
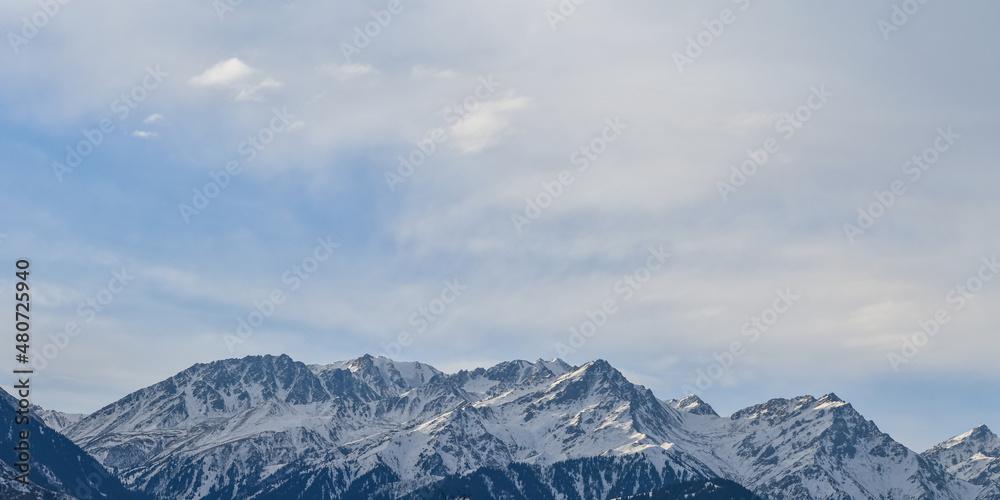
{"left": 813, "top": 393, "right": 848, "bottom": 410}
{"left": 537, "top": 357, "right": 573, "bottom": 377}
{"left": 32, "top": 406, "right": 86, "bottom": 433}
{"left": 730, "top": 393, "right": 851, "bottom": 423}
{"left": 65, "top": 353, "right": 331, "bottom": 443}
{"left": 482, "top": 358, "right": 572, "bottom": 385}
{"left": 544, "top": 359, "right": 633, "bottom": 394}
{"left": 309, "top": 354, "right": 442, "bottom": 393}
{"left": 940, "top": 425, "right": 1000, "bottom": 452}
{"left": 377, "top": 358, "right": 441, "bottom": 390}
{"left": 668, "top": 395, "right": 719, "bottom": 417}
{"left": 923, "top": 424, "right": 1000, "bottom": 487}
{"left": 53, "top": 355, "right": 994, "bottom": 500}
{"left": 926, "top": 425, "right": 1000, "bottom": 460}
{"left": 818, "top": 392, "right": 844, "bottom": 402}
{"left": 569, "top": 358, "right": 620, "bottom": 379}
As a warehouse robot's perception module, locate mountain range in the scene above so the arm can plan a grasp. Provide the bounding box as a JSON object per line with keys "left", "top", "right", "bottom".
{"left": 2, "top": 354, "right": 997, "bottom": 499}
{"left": 0, "top": 386, "right": 148, "bottom": 499}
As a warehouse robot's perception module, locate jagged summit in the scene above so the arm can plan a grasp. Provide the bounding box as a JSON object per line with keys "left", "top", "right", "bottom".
{"left": 672, "top": 394, "right": 719, "bottom": 417}
{"left": 535, "top": 357, "right": 573, "bottom": 376}
{"left": 47, "top": 354, "right": 997, "bottom": 500}
{"left": 729, "top": 393, "right": 852, "bottom": 422}
{"left": 922, "top": 424, "right": 1000, "bottom": 497}
{"left": 928, "top": 424, "right": 1000, "bottom": 456}
{"left": 964, "top": 424, "right": 997, "bottom": 443}
{"left": 309, "top": 353, "right": 443, "bottom": 394}
{"left": 819, "top": 392, "right": 844, "bottom": 402}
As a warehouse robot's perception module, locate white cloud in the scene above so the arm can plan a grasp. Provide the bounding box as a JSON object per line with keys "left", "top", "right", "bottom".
{"left": 191, "top": 57, "right": 254, "bottom": 87}
{"left": 143, "top": 113, "right": 164, "bottom": 124}
{"left": 3, "top": 0, "right": 999, "bottom": 451}
{"left": 190, "top": 58, "right": 283, "bottom": 101}
{"left": 190, "top": 58, "right": 254, "bottom": 87}
{"left": 131, "top": 130, "right": 157, "bottom": 139}
{"left": 234, "top": 78, "right": 285, "bottom": 102}
{"left": 449, "top": 94, "right": 530, "bottom": 153}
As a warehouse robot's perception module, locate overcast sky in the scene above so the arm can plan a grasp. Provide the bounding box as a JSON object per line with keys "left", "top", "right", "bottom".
{"left": 1, "top": 0, "right": 998, "bottom": 452}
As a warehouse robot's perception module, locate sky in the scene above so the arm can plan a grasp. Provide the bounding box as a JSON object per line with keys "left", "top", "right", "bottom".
{"left": 0, "top": 0, "right": 998, "bottom": 452}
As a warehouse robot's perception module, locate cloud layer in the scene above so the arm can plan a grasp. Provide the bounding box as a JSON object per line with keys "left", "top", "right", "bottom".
{"left": 0, "top": 0, "right": 998, "bottom": 451}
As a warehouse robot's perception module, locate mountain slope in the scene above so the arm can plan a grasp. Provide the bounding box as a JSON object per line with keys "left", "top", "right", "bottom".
{"left": 0, "top": 460, "right": 77, "bottom": 500}
{"left": 248, "top": 359, "right": 716, "bottom": 499}
{"left": 33, "top": 406, "right": 86, "bottom": 433}
{"left": 398, "top": 455, "right": 711, "bottom": 500}
{"left": 61, "top": 354, "right": 993, "bottom": 500}
{"left": 0, "top": 387, "right": 149, "bottom": 500}
{"left": 66, "top": 354, "right": 431, "bottom": 498}
{"left": 675, "top": 394, "right": 978, "bottom": 499}
{"left": 614, "top": 478, "right": 762, "bottom": 499}
{"left": 924, "top": 425, "right": 1000, "bottom": 500}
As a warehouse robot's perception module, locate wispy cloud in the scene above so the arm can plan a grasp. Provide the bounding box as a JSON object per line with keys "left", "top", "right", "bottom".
{"left": 191, "top": 58, "right": 283, "bottom": 101}
{"left": 0, "top": 0, "right": 997, "bottom": 453}
{"left": 190, "top": 58, "right": 254, "bottom": 87}
{"left": 450, "top": 94, "right": 530, "bottom": 153}
{"left": 234, "top": 78, "right": 285, "bottom": 102}
{"left": 320, "top": 63, "right": 378, "bottom": 83}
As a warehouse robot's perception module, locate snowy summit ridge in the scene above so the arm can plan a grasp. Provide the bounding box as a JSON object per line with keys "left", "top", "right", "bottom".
{"left": 44, "top": 354, "right": 999, "bottom": 500}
